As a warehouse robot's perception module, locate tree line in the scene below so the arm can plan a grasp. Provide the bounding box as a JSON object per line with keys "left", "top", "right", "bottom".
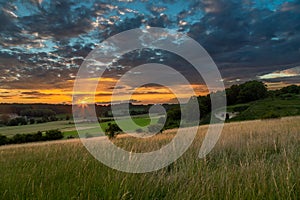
{"left": 0, "top": 130, "right": 63, "bottom": 146}
{"left": 163, "top": 81, "right": 300, "bottom": 129}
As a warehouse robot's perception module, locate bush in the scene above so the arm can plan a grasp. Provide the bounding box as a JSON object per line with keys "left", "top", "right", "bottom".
{"left": 42, "top": 116, "right": 49, "bottom": 123}
{"left": 44, "top": 130, "right": 63, "bottom": 140}
{"left": 105, "top": 123, "right": 122, "bottom": 139}
{"left": 1, "top": 130, "right": 63, "bottom": 146}
{"left": 29, "top": 118, "right": 35, "bottom": 124}
{"left": 7, "top": 118, "right": 19, "bottom": 126}
{"left": 279, "top": 93, "right": 296, "bottom": 100}
{"left": 36, "top": 119, "right": 44, "bottom": 124}
{"left": 0, "top": 134, "right": 8, "bottom": 145}
{"left": 136, "top": 128, "right": 144, "bottom": 133}
{"left": 10, "top": 131, "right": 44, "bottom": 144}
{"left": 11, "top": 134, "right": 26, "bottom": 144}
{"left": 0, "top": 114, "right": 10, "bottom": 125}
{"left": 20, "top": 109, "right": 56, "bottom": 117}
{"left": 7, "top": 117, "right": 27, "bottom": 126}
{"left": 49, "top": 116, "right": 58, "bottom": 121}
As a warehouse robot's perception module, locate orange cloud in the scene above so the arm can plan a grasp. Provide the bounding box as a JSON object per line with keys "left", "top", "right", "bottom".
{"left": 0, "top": 78, "right": 210, "bottom": 104}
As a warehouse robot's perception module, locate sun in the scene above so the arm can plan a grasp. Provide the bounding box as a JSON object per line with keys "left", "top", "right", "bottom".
{"left": 76, "top": 99, "right": 89, "bottom": 109}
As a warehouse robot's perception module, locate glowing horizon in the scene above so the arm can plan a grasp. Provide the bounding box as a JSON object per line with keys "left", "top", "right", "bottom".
{"left": 0, "top": 83, "right": 209, "bottom": 105}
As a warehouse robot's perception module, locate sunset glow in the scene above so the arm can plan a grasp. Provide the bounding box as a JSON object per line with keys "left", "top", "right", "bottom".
{"left": 1, "top": 0, "right": 300, "bottom": 105}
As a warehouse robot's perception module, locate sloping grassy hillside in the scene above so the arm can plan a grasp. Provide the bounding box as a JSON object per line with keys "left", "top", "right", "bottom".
{"left": 1, "top": 117, "right": 300, "bottom": 199}
{"left": 228, "top": 97, "right": 300, "bottom": 121}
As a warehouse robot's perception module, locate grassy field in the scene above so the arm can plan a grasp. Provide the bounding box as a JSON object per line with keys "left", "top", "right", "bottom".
{"left": 228, "top": 97, "right": 300, "bottom": 121}
{"left": 1, "top": 116, "right": 300, "bottom": 199}
{"left": 0, "top": 120, "right": 76, "bottom": 137}
{"left": 0, "top": 115, "right": 157, "bottom": 139}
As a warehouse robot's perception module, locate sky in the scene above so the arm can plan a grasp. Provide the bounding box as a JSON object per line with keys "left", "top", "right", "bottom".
{"left": 0, "top": 0, "right": 300, "bottom": 104}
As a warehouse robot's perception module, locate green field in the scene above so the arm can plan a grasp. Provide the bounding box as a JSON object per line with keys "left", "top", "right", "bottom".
{"left": 1, "top": 116, "right": 300, "bottom": 199}
{"left": 0, "top": 115, "right": 158, "bottom": 138}
{"left": 220, "top": 97, "right": 300, "bottom": 121}
{"left": 0, "top": 120, "right": 76, "bottom": 137}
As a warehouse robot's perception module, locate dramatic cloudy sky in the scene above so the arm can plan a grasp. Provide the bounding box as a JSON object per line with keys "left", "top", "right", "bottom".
{"left": 0, "top": 0, "right": 300, "bottom": 104}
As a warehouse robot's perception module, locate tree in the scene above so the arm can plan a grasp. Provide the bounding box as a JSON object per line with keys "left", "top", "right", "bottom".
{"left": 226, "top": 84, "right": 240, "bottom": 105}
{"left": 49, "top": 115, "right": 58, "bottom": 121}
{"left": 11, "top": 134, "right": 26, "bottom": 144}
{"left": 44, "top": 130, "right": 63, "bottom": 140}
{"left": 0, "top": 134, "right": 8, "bottom": 145}
{"left": 0, "top": 114, "right": 10, "bottom": 125}
{"left": 20, "top": 109, "right": 56, "bottom": 117}
{"left": 17, "top": 117, "right": 27, "bottom": 125}
{"left": 29, "top": 118, "right": 35, "bottom": 124}
{"left": 237, "top": 81, "right": 268, "bottom": 103}
{"left": 198, "top": 95, "right": 211, "bottom": 119}
{"left": 105, "top": 123, "right": 122, "bottom": 139}
{"left": 280, "top": 85, "right": 300, "bottom": 94}
{"left": 163, "top": 107, "right": 181, "bottom": 129}
{"left": 183, "top": 96, "right": 200, "bottom": 122}
{"left": 7, "top": 118, "right": 19, "bottom": 126}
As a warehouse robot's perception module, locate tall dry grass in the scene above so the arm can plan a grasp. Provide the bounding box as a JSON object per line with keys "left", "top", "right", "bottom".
{"left": 1, "top": 116, "right": 300, "bottom": 199}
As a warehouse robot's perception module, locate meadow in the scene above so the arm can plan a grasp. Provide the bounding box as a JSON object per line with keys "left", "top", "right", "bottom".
{"left": 0, "top": 120, "right": 76, "bottom": 137}
{"left": 0, "top": 115, "right": 157, "bottom": 139}
{"left": 1, "top": 116, "right": 300, "bottom": 199}
{"left": 227, "top": 97, "right": 300, "bottom": 121}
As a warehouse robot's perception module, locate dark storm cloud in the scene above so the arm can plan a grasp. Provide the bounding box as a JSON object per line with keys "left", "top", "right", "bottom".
{"left": 0, "top": 0, "right": 300, "bottom": 92}
{"left": 185, "top": 0, "right": 300, "bottom": 82}
{"left": 1, "top": 66, "right": 76, "bottom": 90}
{"left": 19, "top": 0, "right": 94, "bottom": 39}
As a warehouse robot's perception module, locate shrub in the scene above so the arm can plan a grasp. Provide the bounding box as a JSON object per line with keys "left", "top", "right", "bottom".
{"left": 11, "top": 134, "right": 26, "bottom": 144}
{"left": 105, "top": 123, "right": 122, "bottom": 139}
{"left": 0, "top": 114, "right": 10, "bottom": 125}
{"left": 42, "top": 116, "right": 49, "bottom": 123}
{"left": 29, "top": 118, "right": 35, "bottom": 124}
{"left": 49, "top": 116, "right": 58, "bottom": 121}
{"left": 7, "top": 117, "right": 27, "bottom": 126}
{"left": 136, "top": 128, "right": 144, "bottom": 133}
{"left": 7, "top": 118, "right": 19, "bottom": 126}
{"left": 1, "top": 130, "right": 63, "bottom": 146}
{"left": 0, "top": 134, "right": 8, "bottom": 145}
{"left": 20, "top": 109, "right": 56, "bottom": 117}
{"left": 44, "top": 130, "right": 63, "bottom": 140}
